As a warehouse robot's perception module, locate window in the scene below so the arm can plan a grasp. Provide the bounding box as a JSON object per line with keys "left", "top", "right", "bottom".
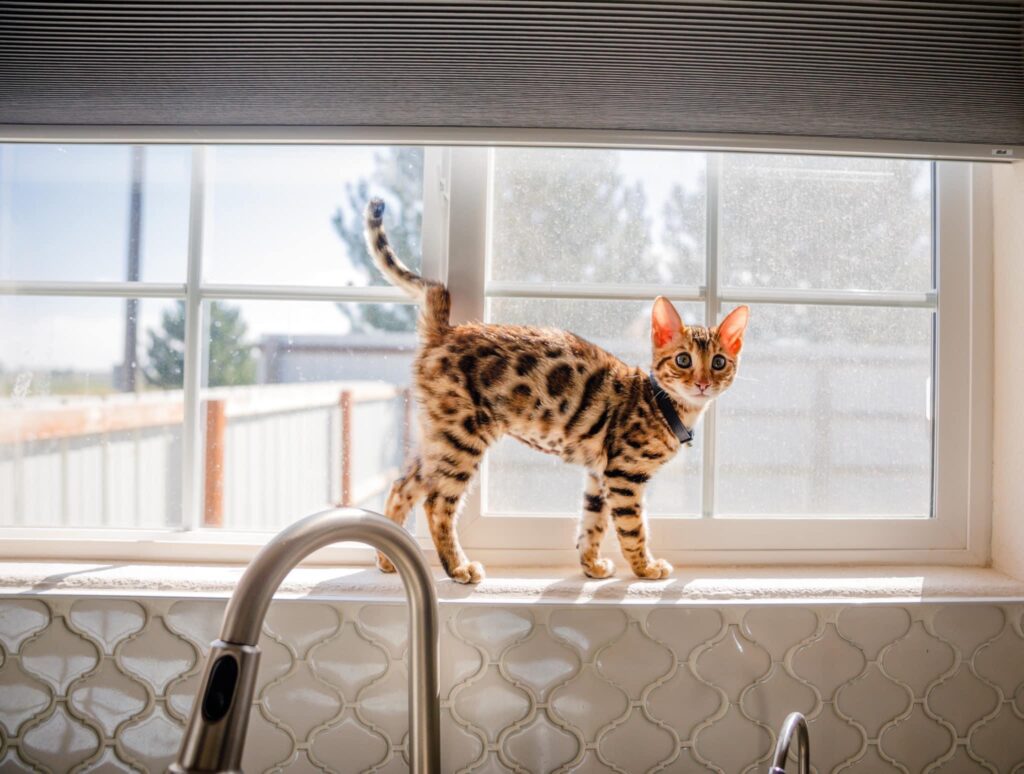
{"left": 0, "top": 142, "right": 990, "bottom": 564}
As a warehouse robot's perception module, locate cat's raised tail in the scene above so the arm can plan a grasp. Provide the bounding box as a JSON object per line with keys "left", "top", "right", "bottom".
{"left": 364, "top": 198, "right": 450, "bottom": 342}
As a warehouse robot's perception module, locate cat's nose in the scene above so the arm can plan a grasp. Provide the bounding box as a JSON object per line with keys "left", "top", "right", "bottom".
{"left": 696, "top": 381, "right": 710, "bottom": 392}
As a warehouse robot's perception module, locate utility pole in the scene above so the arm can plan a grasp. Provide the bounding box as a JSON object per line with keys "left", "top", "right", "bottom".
{"left": 122, "top": 146, "right": 144, "bottom": 392}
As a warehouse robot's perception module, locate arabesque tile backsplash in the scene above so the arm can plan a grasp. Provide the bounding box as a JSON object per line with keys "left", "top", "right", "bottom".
{"left": 1, "top": 597, "right": 1023, "bottom": 773}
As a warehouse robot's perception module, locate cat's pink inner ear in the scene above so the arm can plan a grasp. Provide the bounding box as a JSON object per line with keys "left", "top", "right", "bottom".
{"left": 718, "top": 305, "right": 750, "bottom": 355}
{"left": 651, "top": 296, "right": 684, "bottom": 348}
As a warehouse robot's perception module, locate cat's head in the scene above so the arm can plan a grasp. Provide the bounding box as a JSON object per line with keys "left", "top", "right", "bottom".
{"left": 650, "top": 297, "right": 749, "bottom": 407}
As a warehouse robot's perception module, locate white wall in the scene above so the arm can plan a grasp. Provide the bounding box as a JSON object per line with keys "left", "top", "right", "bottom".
{"left": 993, "top": 162, "right": 1024, "bottom": 580}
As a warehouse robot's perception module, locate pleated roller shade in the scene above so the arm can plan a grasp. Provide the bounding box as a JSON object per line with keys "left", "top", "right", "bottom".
{"left": 1, "top": 1, "right": 1023, "bottom": 157}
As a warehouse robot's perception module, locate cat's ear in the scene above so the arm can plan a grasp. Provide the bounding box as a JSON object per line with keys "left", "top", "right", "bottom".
{"left": 718, "top": 305, "right": 750, "bottom": 355}
{"left": 651, "top": 296, "right": 684, "bottom": 348}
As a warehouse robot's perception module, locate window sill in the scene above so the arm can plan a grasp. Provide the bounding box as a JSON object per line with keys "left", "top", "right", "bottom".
{"left": 2, "top": 562, "right": 1023, "bottom": 604}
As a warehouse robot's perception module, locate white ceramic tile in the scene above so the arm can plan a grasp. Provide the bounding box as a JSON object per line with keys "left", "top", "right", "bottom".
{"left": 645, "top": 665, "right": 722, "bottom": 742}
{"left": 441, "top": 707, "right": 486, "bottom": 773}
{"left": 932, "top": 605, "right": 1005, "bottom": 658}
{"left": 561, "top": 749, "right": 619, "bottom": 774}
{"left": 357, "top": 605, "right": 410, "bottom": 659}
{"left": 240, "top": 708, "right": 295, "bottom": 772}
{"left": 116, "top": 704, "right": 183, "bottom": 773}
{"left": 930, "top": 745, "right": 991, "bottom": 774}
{"left": 0, "top": 749, "right": 36, "bottom": 773}
{"left": 455, "top": 608, "right": 533, "bottom": 660}
{"left": 357, "top": 663, "right": 409, "bottom": 742}
{"left": 839, "top": 744, "right": 902, "bottom": 774}
{"left": 927, "top": 664, "right": 1001, "bottom": 737}
{"left": 974, "top": 627, "right": 1024, "bottom": 697}
{"left": 69, "top": 658, "right": 149, "bottom": 736}
{"left": 549, "top": 664, "right": 630, "bottom": 740}
{"left": 165, "top": 671, "right": 203, "bottom": 722}
{"left": 4, "top": 597, "right": 1024, "bottom": 774}
{"left": 439, "top": 627, "right": 483, "bottom": 700}
{"left": 503, "top": 627, "right": 579, "bottom": 701}
{"left": 264, "top": 603, "right": 341, "bottom": 659}
{"left": 469, "top": 752, "right": 516, "bottom": 773}
{"left": 164, "top": 600, "right": 225, "bottom": 652}
{"left": 835, "top": 663, "right": 911, "bottom": 740}
{"left": 0, "top": 599, "right": 50, "bottom": 653}
{"left": 262, "top": 660, "right": 343, "bottom": 742}
{"left": 878, "top": 704, "right": 954, "bottom": 774}
{"left": 277, "top": 750, "right": 327, "bottom": 773}
{"left": 646, "top": 608, "right": 724, "bottom": 658}
{"left": 790, "top": 624, "right": 865, "bottom": 701}
{"left": 502, "top": 711, "right": 580, "bottom": 773}
{"left": 881, "top": 621, "right": 955, "bottom": 698}
{"left": 117, "top": 617, "right": 194, "bottom": 694}
{"left": 452, "top": 664, "right": 531, "bottom": 743}
{"left": 308, "top": 711, "right": 389, "bottom": 772}
{"left": 19, "top": 704, "right": 101, "bottom": 771}
{"left": 741, "top": 608, "right": 818, "bottom": 661}
{"left": 549, "top": 608, "right": 628, "bottom": 662}
{"left": 806, "top": 702, "right": 865, "bottom": 774}
{"left": 598, "top": 708, "right": 676, "bottom": 773}
{"left": 77, "top": 746, "right": 141, "bottom": 773}
{"left": 20, "top": 616, "right": 99, "bottom": 694}
{"left": 659, "top": 746, "right": 714, "bottom": 773}
{"left": 740, "top": 664, "right": 817, "bottom": 733}
{"left": 596, "top": 623, "right": 674, "bottom": 700}
{"left": 968, "top": 703, "right": 1024, "bottom": 773}
{"left": 694, "top": 625, "right": 771, "bottom": 703}
{"left": 0, "top": 660, "right": 51, "bottom": 736}
{"left": 309, "top": 622, "right": 388, "bottom": 701}
{"left": 692, "top": 704, "right": 771, "bottom": 774}
{"left": 256, "top": 631, "right": 295, "bottom": 695}
{"left": 836, "top": 607, "right": 910, "bottom": 661}
{"left": 68, "top": 600, "right": 146, "bottom": 656}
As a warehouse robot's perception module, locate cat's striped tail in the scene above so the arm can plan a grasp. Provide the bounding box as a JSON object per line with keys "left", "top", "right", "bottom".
{"left": 364, "top": 198, "right": 450, "bottom": 342}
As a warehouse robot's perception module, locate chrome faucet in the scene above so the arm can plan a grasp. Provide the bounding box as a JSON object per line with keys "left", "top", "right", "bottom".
{"left": 769, "top": 712, "right": 810, "bottom": 774}
{"left": 170, "top": 508, "right": 441, "bottom": 774}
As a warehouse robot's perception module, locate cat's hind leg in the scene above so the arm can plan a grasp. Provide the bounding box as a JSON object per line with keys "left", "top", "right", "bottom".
{"left": 577, "top": 471, "right": 615, "bottom": 578}
{"left": 375, "top": 456, "right": 426, "bottom": 573}
{"left": 421, "top": 432, "right": 487, "bottom": 584}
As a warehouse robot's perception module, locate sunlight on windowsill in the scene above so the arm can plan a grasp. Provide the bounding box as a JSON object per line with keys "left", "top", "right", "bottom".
{"left": 2, "top": 562, "right": 1022, "bottom": 604}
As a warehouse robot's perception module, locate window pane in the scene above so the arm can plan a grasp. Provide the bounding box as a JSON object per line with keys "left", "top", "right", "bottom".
{"left": 484, "top": 298, "right": 703, "bottom": 516}
{"left": 0, "top": 144, "right": 191, "bottom": 283}
{"left": 203, "top": 146, "right": 424, "bottom": 287}
{"left": 714, "top": 304, "right": 933, "bottom": 517}
{"left": 719, "top": 155, "right": 932, "bottom": 292}
{"left": 0, "top": 296, "right": 183, "bottom": 528}
{"left": 490, "top": 148, "right": 705, "bottom": 286}
{"left": 199, "top": 299, "right": 416, "bottom": 531}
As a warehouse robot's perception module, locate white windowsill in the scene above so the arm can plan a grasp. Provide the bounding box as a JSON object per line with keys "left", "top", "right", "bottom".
{"left": 2, "top": 562, "right": 1023, "bottom": 605}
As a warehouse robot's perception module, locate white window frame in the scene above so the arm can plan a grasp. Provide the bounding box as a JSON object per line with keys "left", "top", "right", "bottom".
{"left": 0, "top": 140, "right": 993, "bottom": 567}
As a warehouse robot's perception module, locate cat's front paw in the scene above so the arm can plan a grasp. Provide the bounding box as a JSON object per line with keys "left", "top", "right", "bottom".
{"left": 450, "top": 561, "right": 486, "bottom": 584}
{"left": 582, "top": 558, "right": 616, "bottom": 579}
{"left": 376, "top": 551, "right": 396, "bottom": 574}
{"left": 633, "top": 558, "right": 673, "bottom": 580}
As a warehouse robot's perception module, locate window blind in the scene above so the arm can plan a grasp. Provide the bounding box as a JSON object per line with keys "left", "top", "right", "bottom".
{"left": 1, "top": 1, "right": 1022, "bottom": 158}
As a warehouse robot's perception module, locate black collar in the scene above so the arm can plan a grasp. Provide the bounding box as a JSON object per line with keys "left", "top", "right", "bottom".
{"left": 649, "top": 372, "right": 694, "bottom": 445}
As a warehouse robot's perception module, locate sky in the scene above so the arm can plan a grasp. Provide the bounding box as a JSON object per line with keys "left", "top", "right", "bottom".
{"left": 0, "top": 143, "right": 702, "bottom": 375}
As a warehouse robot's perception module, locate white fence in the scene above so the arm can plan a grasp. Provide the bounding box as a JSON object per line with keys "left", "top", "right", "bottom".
{"left": 0, "top": 381, "right": 410, "bottom": 530}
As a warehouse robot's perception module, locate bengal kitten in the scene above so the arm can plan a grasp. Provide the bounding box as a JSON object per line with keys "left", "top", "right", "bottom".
{"left": 364, "top": 198, "right": 748, "bottom": 583}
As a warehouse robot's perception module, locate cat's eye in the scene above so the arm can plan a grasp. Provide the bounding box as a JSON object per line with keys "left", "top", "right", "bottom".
{"left": 675, "top": 353, "right": 692, "bottom": 369}
{"left": 712, "top": 354, "right": 727, "bottom": 370}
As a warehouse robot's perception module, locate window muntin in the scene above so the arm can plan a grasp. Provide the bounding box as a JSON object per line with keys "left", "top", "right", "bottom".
{"left": 484, "top": 150, "right": 936, "bottom": 522}
{"left": 0, "top": 142, "right": 979, "bottom": 561}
